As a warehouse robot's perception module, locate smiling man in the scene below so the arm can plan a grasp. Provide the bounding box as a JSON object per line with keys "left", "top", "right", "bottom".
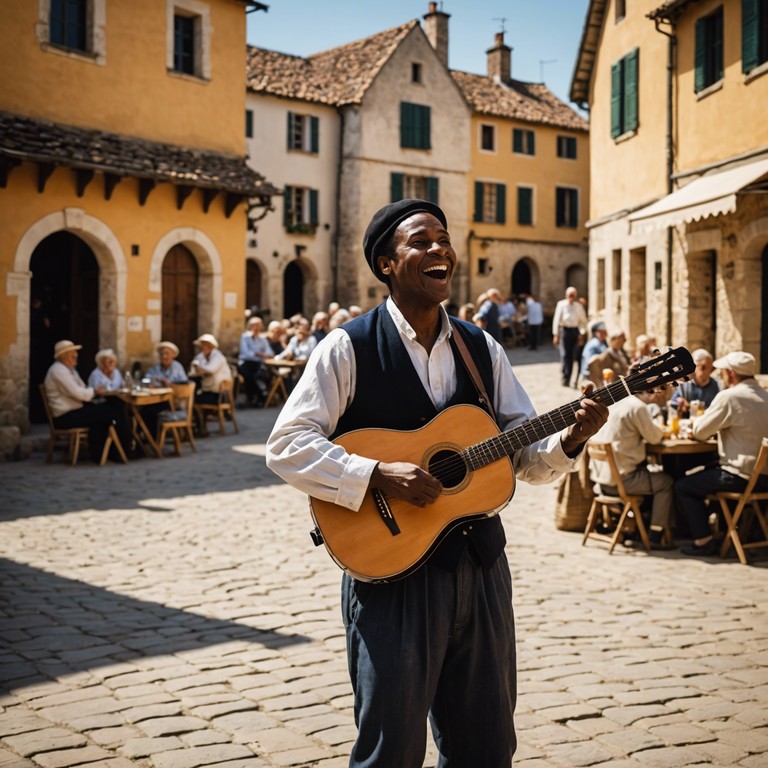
{"left": 266, "top": 199, "right": 608, "bottom": 767}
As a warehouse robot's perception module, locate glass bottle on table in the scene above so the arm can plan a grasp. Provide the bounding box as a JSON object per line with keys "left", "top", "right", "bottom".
{"left": 668, "top": 402, "right": 680, "bottom": 437}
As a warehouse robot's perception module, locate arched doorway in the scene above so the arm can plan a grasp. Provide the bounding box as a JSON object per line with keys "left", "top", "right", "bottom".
{"left": 162, "top": 245, "right": 199, "bottom": 368}
{"left": 762, "top": 244, "right": 768, "bottom": 373}
{"left": 283, "top": 261, "right": 304, "bottom": 318}
{"left": 29, "top": 232, "right": 99, "bottom": 423}
{"left": 511, "top": 259, "right": 532, "bottom": 297}
{"left": 246, "top": 259, "right": 263, "bottom": 315}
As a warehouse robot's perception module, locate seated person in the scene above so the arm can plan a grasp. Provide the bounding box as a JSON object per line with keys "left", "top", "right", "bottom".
{"left": 675, "top": 351, "right": 768, "bottom": 556}
{"left": 87, "top": 349, "right": 124, "bottom": 391}
{"left": 589, "top": 388, "right": 675, "bottom": 548}
{"left": 579, "top": 321, "right": 608, "bottom": 388}
{"left": 587, "top": 329, "right": 630, "bottom": 386}
{"left": 275, "top": 318, "right": 317, "bottom": 362}
{"left": 669, "top": 348, "right": 720, "bottom": 417}
{"left": 146, "top": 341, "right": 188, "bottom": 387}
{"left": 44, "top": 339, "right": 132, "bottom": 462}
{"left": 190, "top": 333, "right": 232, "bottom": 405}
{"left": 238, "top": 317, "right": 273, "bottom": 407}
{"left": 266, "top": 321, "right": 287, "bottom": 355}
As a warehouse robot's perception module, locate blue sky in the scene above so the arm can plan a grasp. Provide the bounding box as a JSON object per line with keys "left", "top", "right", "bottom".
{"left": 246, "top": 0, "right": 590, "bottom": 110}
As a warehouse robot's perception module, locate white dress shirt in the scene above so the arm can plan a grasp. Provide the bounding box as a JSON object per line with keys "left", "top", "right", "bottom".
{"left": 552, "top": 299, "right": 587, "bottom": 335}
{"left": 191, "top": 348, "right": 232, "bottom": 393}
{"left": 44, "top": 361, "right": 94, "bottom": 418}
{"left": 87, "top": 367, "right": 124, "bottom": 391}
{"left": 267, "top": 298, "right": 580, "bottom": 512}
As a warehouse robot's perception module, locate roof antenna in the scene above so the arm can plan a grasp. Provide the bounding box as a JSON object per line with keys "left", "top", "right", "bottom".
{"left": 492, "top": 17, "right": 508, "bottom": 36}
{"left": 539, "top": 58, "right": 557, "bottom": 82}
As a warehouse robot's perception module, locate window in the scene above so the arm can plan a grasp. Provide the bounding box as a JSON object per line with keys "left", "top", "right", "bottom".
{"left": 400, "top": 102, "right": 431, "bottom": 149}
{"left": 391, "top": 173, "right": 439, "bottom": 204}
{"left": 283, "top": 186, "right": 319, "bottom": 233}
{"left": 611, "top": 49, "right": 639, "bottom": 137}
{"left": 743, "top": 0, "right": 768, "bottom": 74}
{"left": 166, "top": 1, "right": 211, "bottom": 80}
{"left": 695, "top": 7, "right": 724, "bottom": 91}
{"left": 654, "top": 261, "right": 663, "bottom": 291}
{"left": 557, "top": 135, "right": 577, "bottom": 159}
{"left": 556, "top": 187, "right": 579, "bottom": 228}
{"left": 50, "top": 0, "right": 87, "bottom": 52}
{"left": 612, "top": 249, "right": 622, "bottom": 290}
{"left": 474, "top": 182, "right": 506, "bottom": 224}
{"left": 616, "top": 0, "right": 626, "bottom": 22}
{"left": 245, "top": 110, "right": 254, "bottom": 139}
{"left": 513, "top": 128, "right": 535, "bottom": 155}
{"left": 517, "top": 186, "right": 533, "bottom": 225}
{"left": 173, "top": 14, "right": 196, "bottom": 74}
{"left": 412, "top": 62, "right": 422, "bottom": 83}
{"left": 287, "top": 112, "right": 319, "bottom": 153}
{"left": 480, "top": 124, "right": 496, "bottom": 152}
{"left": 596, "top": 258, "right": 606, "bottom": 311}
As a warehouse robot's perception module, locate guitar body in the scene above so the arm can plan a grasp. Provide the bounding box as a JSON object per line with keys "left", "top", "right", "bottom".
{"left": 309, "top": 404, "right": 516, "bottom": 583}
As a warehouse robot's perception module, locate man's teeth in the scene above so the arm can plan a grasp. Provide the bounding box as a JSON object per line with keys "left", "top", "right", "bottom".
{"left": 423, "top": 266, "right": 447, "bottom": 274}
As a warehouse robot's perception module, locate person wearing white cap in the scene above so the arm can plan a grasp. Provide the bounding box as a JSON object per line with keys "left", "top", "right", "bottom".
{"left": 146, "top": 341, "right": 187, "bottom": 388}
{"left": 87, "top": 349, "right": 124, "bottom": 392}
{"left": 44, "top": 340, "right": 132, "bottom": 463}
{"left": 190, "top": 333, "right": 231, "bottom": 404}
{"left": 668, "top": 348, "right": 720, "bottom": 417}
{"left": 675, "top": 351, "right": 768, "bottom": 556}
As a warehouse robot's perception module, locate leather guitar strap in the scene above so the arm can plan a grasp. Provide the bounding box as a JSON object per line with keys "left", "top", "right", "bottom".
{"left": 449, "top": 319, "right": 499, "bottom": 426}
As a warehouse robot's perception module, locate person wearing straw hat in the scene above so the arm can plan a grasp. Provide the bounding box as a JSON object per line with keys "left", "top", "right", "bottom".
{"left": 266, "top": 199, "right": 608, "bottom": 766}
{"left": 44, "top": 340, "right": 132, "bottom": 463}
{"left": 146, "top": 341, "right": 188, "bottom": 388}
{"left": 190, "top": 333, "right": 231, "bottom": 405}
{"left": 87, "top": 349, "right": 124, "bottom": 392}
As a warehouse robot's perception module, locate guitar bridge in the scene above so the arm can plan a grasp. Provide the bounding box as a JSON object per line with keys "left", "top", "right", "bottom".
{"left": 372, "top": 489, "right": 400, "bottom": 537}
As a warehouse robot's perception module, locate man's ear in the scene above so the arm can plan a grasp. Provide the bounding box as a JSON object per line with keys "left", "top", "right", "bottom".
{"left": 377, "top": 256, "right": 391, "bottom": 275}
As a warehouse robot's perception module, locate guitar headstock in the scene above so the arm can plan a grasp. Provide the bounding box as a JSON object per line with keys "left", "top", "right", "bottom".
{"left": 626, "top": 346, "right": 695, "bottom": 394}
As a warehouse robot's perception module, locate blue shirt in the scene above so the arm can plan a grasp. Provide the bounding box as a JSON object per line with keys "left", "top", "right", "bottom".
{"left": 670, "top": 378, "right": 721, "bottom": 413}
{"left": 239, "top": 331, "right": 272, "bottom": 364}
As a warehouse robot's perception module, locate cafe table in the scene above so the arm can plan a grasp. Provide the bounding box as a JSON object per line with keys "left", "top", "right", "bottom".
{"left": 110, "top": 387, "right": 174, "bottom": 458}
{"left": 646, "top": 436, "right": 718, "bottom": 479}
{"left": 262, "top": 358, "right": 306, "bottom": 408}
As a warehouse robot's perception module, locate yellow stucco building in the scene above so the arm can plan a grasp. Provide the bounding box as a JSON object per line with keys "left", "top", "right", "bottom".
{"left": 0, "top": 0, "right": 275, "bottom": 452}
{"left": 572, "top": 0, "right": 768, "bottom": 366}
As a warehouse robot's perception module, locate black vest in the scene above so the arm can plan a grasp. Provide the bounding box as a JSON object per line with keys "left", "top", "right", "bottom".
{"left": 336, "top": 304, "right": 507, "bottom": 571}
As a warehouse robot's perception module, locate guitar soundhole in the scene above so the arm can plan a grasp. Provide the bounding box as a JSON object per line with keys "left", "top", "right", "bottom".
{"left": 427, "top": 448, "right": 468, "bottom": 492}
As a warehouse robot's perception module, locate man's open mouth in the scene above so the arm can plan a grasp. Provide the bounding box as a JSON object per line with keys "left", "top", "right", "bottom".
{"left": 423, "top": 265, "right": 449, "bottom": 280}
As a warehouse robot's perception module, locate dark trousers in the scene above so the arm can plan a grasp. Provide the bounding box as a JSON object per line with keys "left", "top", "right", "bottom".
{"left": 675, "top": 468, "right": 768, "bottom": 539}
{"left": 528, "top": 323, "right": 541, "bottom": 350}
{"left": 558, "top": 327, "right": 580, "bottom": 384}
{"left": 342, "top": 551, "right": 517, "bottom": 767}
{"left": 54, "top": 403, "right": 130, "bottom": 463}
{"left": 237, "top": 360, "right": 269, "bottom": 404}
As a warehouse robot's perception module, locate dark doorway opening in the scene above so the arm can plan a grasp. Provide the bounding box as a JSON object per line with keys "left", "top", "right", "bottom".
{"left": 283, "top": 261, "right": 304, "bottom": 318}
{"left": 246, "top": 260, "right": 263, "bottom": 316}
{"left": 29, "top": 232, "right": 99, "bottom": 423}
{"left": 162, "top": 244, "right": 199, "bottom": 369}
{"left": 761, "top": 245, "right": 768, "bottom": 374}
{"left": 511, "top": 259, "right": 532, "bottom": 297}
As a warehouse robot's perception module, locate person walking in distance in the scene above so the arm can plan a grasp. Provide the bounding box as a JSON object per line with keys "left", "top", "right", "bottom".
{"left": 266, "top": 199, "right": 608, "bottom": 767}
{"left": 552, "top": 286, "right": 588, "bottom": 387}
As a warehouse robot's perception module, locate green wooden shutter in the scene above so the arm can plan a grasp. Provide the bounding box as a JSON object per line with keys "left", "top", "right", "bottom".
{"left": 513, "top": 129, "right": 523, "bottom": 153}
{"left": 610, "top": 61, "right": 622, "bottom": 137}
{"left": 425, "top": 176, "right": 439, "bottom": 204}
{"left": 695, "top": 17, "right": 706, "bottom": 91}
{"left": 569, "top": 189, "right": 579, "bottom": 227}
{"left": 400, "top": 102, "right": 412, "bottom": 147}
{"left": 474, "top": 181, "right": 484, "bottom": 222}
{"left": 518, "top": 187, "right": 532, "bottom": 225}
{"left": 496, "top": 184, "right": 506, "bottom": 224}
{"left": 422, "top": 105, "right": 431, "bottom": 149}
{"left": 283, "top": 185, "right": 293, "bottom": 228}
{"left": 624, "top": 49, "right": 639, "bottom": 132}
{"left": 287, "top": 112, "right": 294, "bottom": 149}
{"left": 713, "top": 9, "right": 724, "bottom": 82}
{"left": 245, "top": 109, "right": 253, "bottom": 139}
{"left": 390, "top": 172, "right": 404, "bottom": 202}
{"left": 743, "top": 0, "right": 759, "bottom": 73}
{"left": 310, "top": 116, "right": 319, "bottom": 153}
{"left": 528, "top": 130, "right": 535, "bottom": 155}
{"left": 309, "top": 189, "right": 318, "bottom": 224}
{"left": 556, "top": 187, "right": 565, "bottom": 226}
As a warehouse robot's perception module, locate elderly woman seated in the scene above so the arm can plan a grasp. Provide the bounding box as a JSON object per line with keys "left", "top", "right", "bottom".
{"left": 190, "top": 333, "right": 232, "bottom": 404}
{"left": 44, "top": 340, "right": 133, "bottom": 462}
{"left": 87, "top": 348, "right": 124, "bottom": 391}
{"left": 146, "top": 341, "right": 188, "bottom": 387}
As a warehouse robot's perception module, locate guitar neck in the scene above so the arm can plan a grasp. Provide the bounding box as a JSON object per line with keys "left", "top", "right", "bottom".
{"left": 464, "top": 379, "right": 631, "bottom": 470}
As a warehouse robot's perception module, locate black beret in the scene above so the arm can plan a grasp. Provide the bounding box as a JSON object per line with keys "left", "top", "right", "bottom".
{"left": 362, "top": 199, "right": 448, "bottom": 282}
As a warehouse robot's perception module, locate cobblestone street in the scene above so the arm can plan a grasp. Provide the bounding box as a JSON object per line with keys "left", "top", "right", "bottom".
{"left": 2, "top": 349, "right": 767, "bottom": 767}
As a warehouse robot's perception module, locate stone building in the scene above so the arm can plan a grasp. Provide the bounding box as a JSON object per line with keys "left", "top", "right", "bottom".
{"left": 572, "top": 0, "right": 768, "bottom": 369}
{"left": 0, "top": 0, "right": 277, "bottom": 456}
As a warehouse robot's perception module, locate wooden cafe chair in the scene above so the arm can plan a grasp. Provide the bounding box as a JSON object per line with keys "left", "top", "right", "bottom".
{"left": 39, "top": 384, "right": 127, "bottom": 466}
{"left": 157, "top": 382, "right": 197, "bottom": 457}
{"left": 194, "top": 379, "right": 239, "bottom": 436}
{"left": 582, "top": 441, "right": 651, "bottom": 554}
{"left": 711, "top": 438, "right": 768, "bottom": 565}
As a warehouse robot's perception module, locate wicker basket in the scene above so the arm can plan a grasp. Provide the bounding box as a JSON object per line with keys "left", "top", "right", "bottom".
{"left": 555, "top": 458, "right": 594, "bottom": 532}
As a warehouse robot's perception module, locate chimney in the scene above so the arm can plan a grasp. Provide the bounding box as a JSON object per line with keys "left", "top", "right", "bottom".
{"left": 423, "top": 2, "right": 450, "bottom": 68}
{"left": 486, "top": 31, "right": 512, "bottom": 83}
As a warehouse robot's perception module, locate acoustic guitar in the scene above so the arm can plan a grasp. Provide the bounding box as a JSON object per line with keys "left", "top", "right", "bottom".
{"left": 309, "top": 346, "right": 695, "bottom": 583}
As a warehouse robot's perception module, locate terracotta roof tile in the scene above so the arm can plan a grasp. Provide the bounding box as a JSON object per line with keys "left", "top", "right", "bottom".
{"left": 247, "top": 21, "right": 418, "bottom": 105}
{"left": 0, "top": 110, "right": 279, "bottom": 196}
{"left": 451, "top": 70, "right": 588, "bottom": 131}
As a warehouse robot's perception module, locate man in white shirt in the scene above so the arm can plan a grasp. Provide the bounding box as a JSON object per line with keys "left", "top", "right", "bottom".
{"left": 266, "top": 199, "right": 608, "bottom": 766}
{"left": 675, "top": 351, "right": 768, "bottom": 556}
{"left": 190, "top": 334, "right": 232, "bottom": 405}
{"left": 524, "top": 293, "right": 544, "bottom": 350}
{"left": 237, "top": 317, "right": 272, "bottom": 406}
{"left": 552, "top": 286, "right": 588, "bottom": 387}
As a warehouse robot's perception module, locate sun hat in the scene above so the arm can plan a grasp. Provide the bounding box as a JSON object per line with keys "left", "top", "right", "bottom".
{"left": 95, "top": 348, "right": 117, "bottom": 364}
{"left": 194, "top": 333, "right": 219, "bottom": 348}
{"left": 362, "top": 199, "right": 447, "bottom": 282}
{"left": 591, "top": 321, "right": 606, "bottom": 333}
{"left": 53, "top": 340, "right": 82, "bottom": 358}
{"left": 712, "top": 351, "right": 756, "bottom": 377}
{"left": 691, "top": 348, "right": 713, "bottom": 363}
{"left": 156, "top": 341, "right": 180, "bottom": 357}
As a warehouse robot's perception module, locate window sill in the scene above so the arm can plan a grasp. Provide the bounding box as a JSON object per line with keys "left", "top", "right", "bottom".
{"left": 167, "top": 69, "right": 210, "bottom": 85}
{"left": 613, "top": 129, "right": 637, "bottom": 144}
{"left": 695, "top": 79, "right": 723, "bottom": 101}
{"left": 285, "top": 224, "right": 318, "bottom": 235}
{"left": 287, "top": 148, "right": 319, "bottom": 156}
{"left": 745, "top": 60, "right": 768, "bottom": 84}
{"left": 41, "top": 42, "right": 100, "bottom": 64}
{"left": 512, "top": 151, "right": 535, "bottom": 158}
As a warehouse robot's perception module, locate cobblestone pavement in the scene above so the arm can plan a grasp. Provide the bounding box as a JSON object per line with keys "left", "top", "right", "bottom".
{"left": 2, "top": 348, "right": 767, "bottom": 768}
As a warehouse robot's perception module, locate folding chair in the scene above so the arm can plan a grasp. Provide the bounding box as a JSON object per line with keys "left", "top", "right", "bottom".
{"left": 195, "top": 379, "right": 239, "bottom": 436}
{"left": 711, "top": 438, "right": 768, "bottom": 565}
{"left": 582, "top": 441, "right": 651, "bottom": 554}
{"left": 157, "top": 382, "right": 197, "bottom": 457}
